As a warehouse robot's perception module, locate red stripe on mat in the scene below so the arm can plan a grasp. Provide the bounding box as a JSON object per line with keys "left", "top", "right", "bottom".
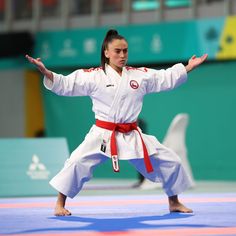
{"left": 1, "top": 197, "right": 236, "bottom": 209}
{"left": 3, "top": 227, "right": 236, "bottom": 236}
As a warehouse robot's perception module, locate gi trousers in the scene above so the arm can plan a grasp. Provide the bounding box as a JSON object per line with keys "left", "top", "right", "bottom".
{"left": 49, "top": 143, "right": 193, "bottom": 198}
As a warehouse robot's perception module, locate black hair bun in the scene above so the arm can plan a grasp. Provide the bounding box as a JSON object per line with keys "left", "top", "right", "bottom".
{"left": 105, "top": 29, "right": 118, "bottom": 38}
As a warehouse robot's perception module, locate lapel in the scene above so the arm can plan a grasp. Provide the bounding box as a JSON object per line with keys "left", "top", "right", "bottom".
{"left": 105, "top": 65, "right": 128, "bottom": 122}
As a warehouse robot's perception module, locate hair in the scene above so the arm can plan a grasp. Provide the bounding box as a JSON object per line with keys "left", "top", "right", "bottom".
{"left": 101, "top": 29, "right": 126, "bottom": 73}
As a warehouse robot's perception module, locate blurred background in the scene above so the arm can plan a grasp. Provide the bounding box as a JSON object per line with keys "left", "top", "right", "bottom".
{"left": 0, "top": 0, "right": 236, "bottom": 196}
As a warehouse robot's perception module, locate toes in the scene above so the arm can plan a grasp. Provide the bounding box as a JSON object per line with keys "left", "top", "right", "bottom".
{"left": 65, "top": 210, "right": 72, "bottom": 216}
{"left": 169, "top": 205, "right": 193, "bottom": 213}
{"left": 54, "top": 209, "right": 72, "bottom": 216}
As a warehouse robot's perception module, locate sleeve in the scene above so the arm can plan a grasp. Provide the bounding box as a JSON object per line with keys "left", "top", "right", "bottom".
{"left": 43, "top": 69, "right": 96, "bottom": 96}
{"left": 144, "top": 63, "right": 188, "bottom": 94}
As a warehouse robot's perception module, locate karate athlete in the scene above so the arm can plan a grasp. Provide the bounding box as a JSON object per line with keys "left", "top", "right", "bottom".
{"left": 26, "top": 29, "right": 208, "bottom": 216}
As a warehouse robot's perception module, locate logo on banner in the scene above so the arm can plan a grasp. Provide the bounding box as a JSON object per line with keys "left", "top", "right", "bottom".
{"left": 40, "top": 41, "right": 51, "bottom": 60}
{"left": 151, "top": 34, "right": 162, "bottom": 53}
{"left": 26, "top": 154, "right": 50, "bottom": 180}
{"left": 84, "top": 38, "right": 97, "bottom": 54}
{"left": 59, "top": 39, "right": 77, "bottom": 57}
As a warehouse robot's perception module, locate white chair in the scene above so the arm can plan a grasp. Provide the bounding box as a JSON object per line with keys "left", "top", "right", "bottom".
{"left": 139, "top": 113, "right": 196, "bottom": 190}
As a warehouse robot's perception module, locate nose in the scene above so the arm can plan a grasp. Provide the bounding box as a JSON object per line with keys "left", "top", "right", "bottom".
{"left": 120, "top": 50, "right": 126, "bottom": 58}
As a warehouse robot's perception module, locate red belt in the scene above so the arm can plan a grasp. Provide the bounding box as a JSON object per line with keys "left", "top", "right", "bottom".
{"left": 95, "top": 119, "right": 154, "bottom": 173}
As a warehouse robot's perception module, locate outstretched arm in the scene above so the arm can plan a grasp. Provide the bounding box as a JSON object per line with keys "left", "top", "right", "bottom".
{"left": 185, "top": 54, "right": 208, "bottom": 73}
{"left": 25, "top": 55, "right": 53, "bottom": 81}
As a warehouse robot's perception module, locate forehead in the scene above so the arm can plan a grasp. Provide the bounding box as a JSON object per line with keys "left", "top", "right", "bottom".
{"left": 107, "top": 39, "right": 128, "bottom": 49}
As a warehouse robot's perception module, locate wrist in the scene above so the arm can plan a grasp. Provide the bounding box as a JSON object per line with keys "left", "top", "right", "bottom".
{"left": 42, "top": 69, "right": 53, "bottom": 81}
{"left": 185, "top": 64, "right": 192, "bottom": 73}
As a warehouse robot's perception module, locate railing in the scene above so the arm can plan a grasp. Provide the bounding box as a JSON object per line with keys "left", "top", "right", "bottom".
{"left": 0, "top": 0, "right": 235, "bottom": 32}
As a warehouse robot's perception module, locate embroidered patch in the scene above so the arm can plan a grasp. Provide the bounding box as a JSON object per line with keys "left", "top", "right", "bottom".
{"left": 100, "top": 140, "right": 106, "bottom": 153}
{"left": 130, "top": 80, "right": 139, "bottom": 89}
{"left": 106, "top": 84, "right": 115, "bottom": 87}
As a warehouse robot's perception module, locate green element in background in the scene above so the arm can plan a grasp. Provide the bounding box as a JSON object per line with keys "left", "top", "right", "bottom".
{"left": 34, "top": 18, "right": 226, "bottom": 69}
{"left": 132, "top": 0, "right": 191, "bottom": 11}
{"left": 0, "top": 138, "right": 69, "bottom": 197}
{"left": 35, "top": 29, "right": 105, "bottom": 68}
{"left": 196, "top": 17, "right": 225, "bottom": 58}
{"left": 0, "top": 17, "right": 228, "bottom": 69}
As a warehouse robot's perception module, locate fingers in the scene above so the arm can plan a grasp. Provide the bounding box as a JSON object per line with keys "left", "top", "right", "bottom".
{"left": 190, "top": 54, "right": 208, "bottom": 65}
{"left": 25, "top": 55, "right": 42, "bottom": 66}
{"left": 191, "top": 54, "right": 208, "bottom": 62}
{"left": 201, "top": 53, "right": 208, "bottom": 62}
{"left": 25, "top": 54, "right": 35, "bottom": 63}
{"left": 25, "top": 54, "right": 30, "bottom": 60}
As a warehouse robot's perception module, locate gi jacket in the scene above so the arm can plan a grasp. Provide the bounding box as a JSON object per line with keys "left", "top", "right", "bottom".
{"left": 44, "top": 63, "right": 187, "bottom": 160}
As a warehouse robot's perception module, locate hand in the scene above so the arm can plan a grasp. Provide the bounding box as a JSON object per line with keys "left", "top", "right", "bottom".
{"left": 25, "top": 54, "right": 46, "bottom": 72}
{"left": 25, "top": 54, "right": 53, "bottom": 80}
{"left": 185, "top": 54, "right": 208, "bottom": 72}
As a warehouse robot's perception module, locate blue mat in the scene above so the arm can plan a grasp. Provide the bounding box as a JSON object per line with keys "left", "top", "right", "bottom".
{"left": 0, "top": 193, "right": 236, "bottom": 235}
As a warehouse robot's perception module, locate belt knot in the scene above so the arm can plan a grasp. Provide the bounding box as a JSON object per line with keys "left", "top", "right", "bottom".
{"left": 96, "top": 119, "right": 154, "bottom": 173}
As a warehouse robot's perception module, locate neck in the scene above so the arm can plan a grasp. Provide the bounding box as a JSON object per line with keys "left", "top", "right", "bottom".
{"left": 116, "top": 68, "right": 122, "bottom": 76}
{"left": 109, "top": 64, "right": 123, "bottom": 76}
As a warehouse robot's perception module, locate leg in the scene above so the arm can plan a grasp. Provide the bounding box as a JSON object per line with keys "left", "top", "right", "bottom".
{"left": 54, "top": 192, "right": 71, "bottom": 216}
{"left": 168, "top": 195, "right": 192, "bottom": 213}
{"left": 49, "top": 125, "right": 110, "bottom": 216}
{"left": 129, "top": 146, "right": 194, "bottom": 213}
{"left": 132, "top": 172, "right": 145, "bottom": 188}
{"left": 50, "top": 154, "right": 108, "bottom": 216}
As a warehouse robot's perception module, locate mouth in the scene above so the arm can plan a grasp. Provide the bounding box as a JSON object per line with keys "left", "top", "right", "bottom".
{"left": 119, "top": 60, "right": 126, "bottom": 64}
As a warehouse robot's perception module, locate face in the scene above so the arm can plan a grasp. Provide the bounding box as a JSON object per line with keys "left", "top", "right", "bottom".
{"left": 104, "top": 39, "right": 128, "bottom": 72}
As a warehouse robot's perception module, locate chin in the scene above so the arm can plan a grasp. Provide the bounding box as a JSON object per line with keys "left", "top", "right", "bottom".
{"left": 119, "top": 63, "right": 126, "bottom": 67}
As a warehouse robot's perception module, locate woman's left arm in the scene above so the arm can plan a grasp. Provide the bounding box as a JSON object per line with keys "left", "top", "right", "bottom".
{"left": 144, "top": 53, "right": 208, "bottom": 94}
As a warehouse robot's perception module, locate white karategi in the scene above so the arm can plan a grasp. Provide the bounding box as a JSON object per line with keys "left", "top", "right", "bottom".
{"left": 45, "top": 64, "right": 193, "bottom": 198}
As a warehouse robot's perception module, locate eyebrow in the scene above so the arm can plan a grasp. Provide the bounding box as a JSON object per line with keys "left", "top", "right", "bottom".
{"left": 114, "top": 47, "right": 128, "bottom": 50}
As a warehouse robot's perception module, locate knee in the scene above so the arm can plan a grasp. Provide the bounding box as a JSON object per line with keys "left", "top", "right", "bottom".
{"left": 164, "top": 148, "right": 182, "bottom": 166}
{"left": 171, "top": 155, "right": 183, "bottom": 171}
{"left": 64, "top": 152, "right": 85, "bottom": 167}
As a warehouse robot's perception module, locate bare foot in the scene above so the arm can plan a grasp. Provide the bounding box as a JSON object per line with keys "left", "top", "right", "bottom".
{"left": 169, "top": 202, "right": 193, "bottom": 213}
{"left": 168, "top": 195, "right": 193, "bottom": 213}
{"left": 54, "top": 206, "right": 72, "bottom": 216}
{"left": 54, "top": 192, "right": 71, "bottom": 216}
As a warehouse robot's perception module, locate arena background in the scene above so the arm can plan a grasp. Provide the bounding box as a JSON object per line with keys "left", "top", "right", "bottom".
{"left": 0, "top": 0, "right": 236, "bottom": 196}
{"left": 1, "top": 2, "right": 236, "bottom": 235}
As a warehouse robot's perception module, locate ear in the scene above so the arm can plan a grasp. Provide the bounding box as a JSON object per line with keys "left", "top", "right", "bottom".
{"left": 104, "top": 49, "right": 109, "bottom": 59}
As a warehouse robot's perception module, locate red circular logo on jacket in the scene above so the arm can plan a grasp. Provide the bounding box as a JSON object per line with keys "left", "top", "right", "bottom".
{"left": 130, "top": 80, "right": 139, "bottom": 89}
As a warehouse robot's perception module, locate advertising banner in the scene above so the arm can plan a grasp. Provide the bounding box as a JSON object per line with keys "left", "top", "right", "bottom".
{"left": 0, "top": 138, "right": 69, "bottom": 197}
{"left": 33, "top": 16, "right": 236, "bottom": 68}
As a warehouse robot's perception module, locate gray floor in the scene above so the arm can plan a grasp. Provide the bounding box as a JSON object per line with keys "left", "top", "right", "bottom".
{"left": 80, "top": 179, "right": 236, "bottom": 196}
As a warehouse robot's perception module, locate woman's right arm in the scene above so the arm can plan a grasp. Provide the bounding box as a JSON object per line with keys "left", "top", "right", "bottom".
{"left": 26, "top": 54, "right": 96, "bottom": 97}
{"left": 25, "top": 55, "right": 53, "bottom": 81}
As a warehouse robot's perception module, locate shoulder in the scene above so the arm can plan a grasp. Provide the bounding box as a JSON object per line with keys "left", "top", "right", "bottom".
{"left": 74, "top": 67, "right": 104, "bottom": 80}
{"left": 81, "top": 67, "right": 103, "bottom": 73}
{"left": 125, "top": 66, "right": 149, "bottom": 73}
{"left": 125, "top": 66, "right": 155, "bottom": 80}
{"left": 125, "top": 66, "right": 154, "bottom": 77}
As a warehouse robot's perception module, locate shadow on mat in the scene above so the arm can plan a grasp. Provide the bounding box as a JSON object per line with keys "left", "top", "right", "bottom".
{"left": 49, "top": 213, "right": 197, "bottom": 232}
{"left": 10, "top": 213, "right": 208, "bottom": 234}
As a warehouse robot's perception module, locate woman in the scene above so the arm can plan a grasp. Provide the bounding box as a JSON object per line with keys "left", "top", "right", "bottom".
{"left": 26, "top": 29, "right": 208, "bottom": 216}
